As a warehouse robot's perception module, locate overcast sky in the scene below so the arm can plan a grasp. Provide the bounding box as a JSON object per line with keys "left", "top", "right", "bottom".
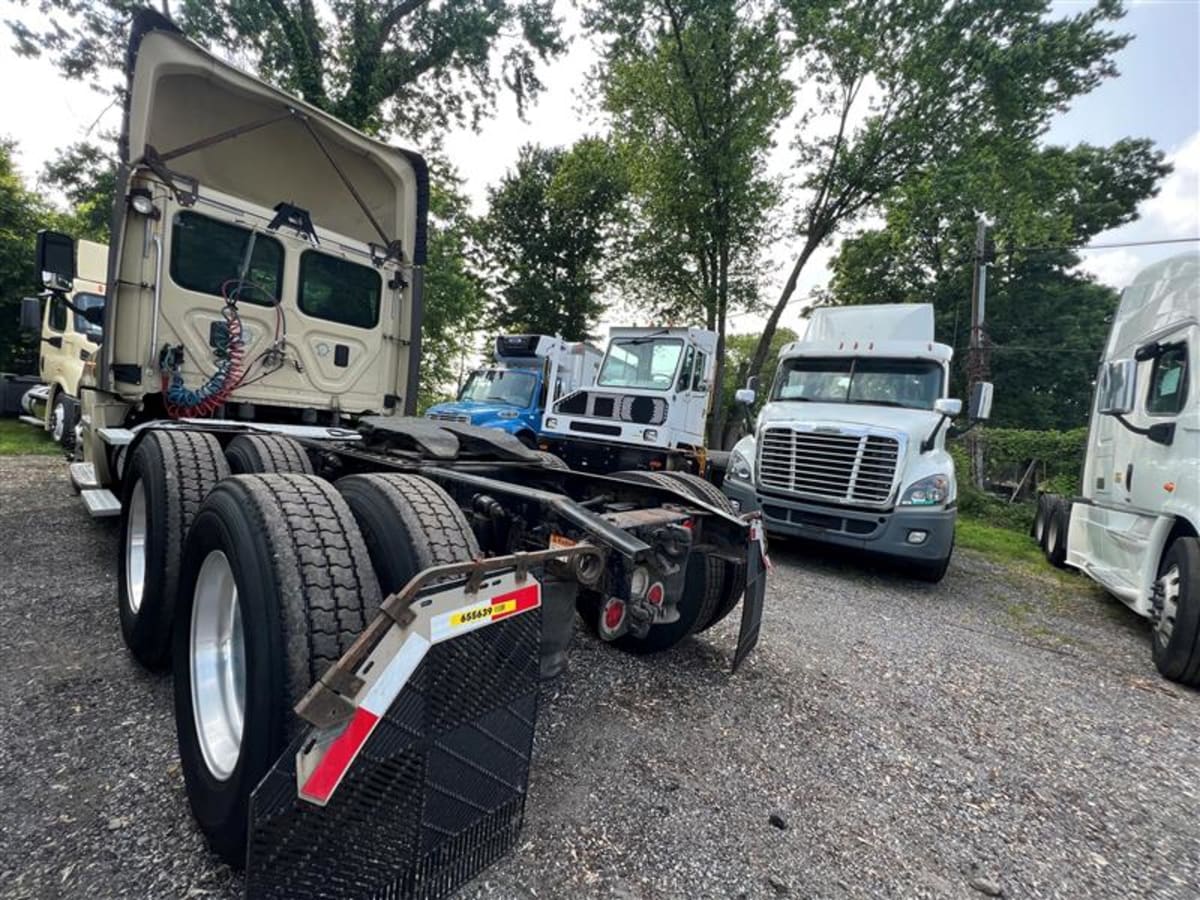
{"left": 1, "top": 0, "right": 1197, "bottom": 338}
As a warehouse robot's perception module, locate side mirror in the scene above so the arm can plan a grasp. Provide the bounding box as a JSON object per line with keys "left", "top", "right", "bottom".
{"left": 746, "top": 375, "right": 760, "bottom": 393}
{"left": 36, "top": 230, "right": 76, "bottom": 290}
{"left": 19, "top": 296, "right": 42, "bottom": 331}
{"left": 968, "top": 382, "right": 994, "bottom": 421}
{"left": 1097, "top": 359, "right": 1136, "bottom": 416}
{"left": 934, "top": 398, "right": 963, "bottom": 418}
{"left": 735, "top": 388, "right": 757, "bottom": 406}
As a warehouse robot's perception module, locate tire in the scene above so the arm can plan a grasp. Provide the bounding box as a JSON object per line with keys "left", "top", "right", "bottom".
{"left": 589, "top": 470, "right": 724, "bottom": 653}
{"left": 536, "top": 451, "right": 569, "bottom": 470}
{"left": 654, "top": 471, "right": 747, "bottom": 631}
{"left": 1033, "top": 494, "right": 1053, "bottom": 548}
{"left": 1045, "top": 499, "right": 1069, "bottom": 568}
{"left": 1151, "top": 537, "right": 1200, "bottom": 687}
{"left": 172, "top": 474, "right": 382, "bottom": 866}
{"left": 910, "top": 538, "right": 954, "bottom": 584}
{"left": 224, "top": 433, "right": 313, "bottom": 475}
{"left": 119, "top": 430, "right": 230, "bottom": 670}
{"left": 51, "top": 393, "right": 76, "bottom": 450}
{"left": 336, "top": 473, "right": 480, "bottom": 595}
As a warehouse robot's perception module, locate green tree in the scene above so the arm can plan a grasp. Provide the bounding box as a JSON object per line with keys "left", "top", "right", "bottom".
{"left": 11, "top": 0, "right": 565, "bottom": 136}
{"left": 419, "top": 173, "right": 487, "bottom": 410}
{"left": 746, "top": 0, "right": 1133, "bottom": 384}
{"left": 0, "top": 139, "right": 60, "bottom": 373}
{"left": 828, "top": 138, "right": 1169, "bottom": 429}
{"left": 717, "top": 326, "right": 797, "bottom": 446}
{"left": 477, "top": 139, "right": 629, "bottom": 340}
{"left": 586, "top": 0, "right": 792, "bottom": 446}
{"left": 42, "top": 141, "right": 117, "bottom": 242}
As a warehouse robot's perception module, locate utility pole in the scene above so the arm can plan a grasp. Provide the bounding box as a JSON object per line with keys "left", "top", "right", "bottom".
{"left": 966, "top": 215, "right": 992, "bottom": 489}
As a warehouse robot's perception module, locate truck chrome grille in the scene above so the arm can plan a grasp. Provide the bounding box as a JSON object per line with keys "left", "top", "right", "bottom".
{"left": 427, "top": 413, "right": 470, "bottom": 424}
{"left": 757, "top": 428, "right": 900, "bottom": 506}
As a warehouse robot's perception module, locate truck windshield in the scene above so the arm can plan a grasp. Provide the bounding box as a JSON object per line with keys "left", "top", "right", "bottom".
{"left": 72, "top": 292, "right": 104, "bottom": 340}
{"left": 459, "top": 369, "right": 537, "bottom": 407}
{"left": 774, "top": 357, "right": 943, "bottom": 410}
{"left": 597, "top": 338, "right": 683, "bottom": 391}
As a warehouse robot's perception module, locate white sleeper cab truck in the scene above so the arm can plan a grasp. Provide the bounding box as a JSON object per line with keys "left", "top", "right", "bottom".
{"left": 18, "top": 238, "right": 108, "bottom": 448}
{"left": 540, "top": 326, "right": 718, "bottom": 472}
{"left": 32, "top": 11, "right": 767, "bottom": 896}
{"left": 1034, "top": 252, "right": 1200, "bottom": 687}
{"left": 724, "top": 304, "right": 992, "bottom": 582}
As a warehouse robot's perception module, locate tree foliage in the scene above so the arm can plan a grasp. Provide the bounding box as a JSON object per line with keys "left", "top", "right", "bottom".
{"left": 477, "top": 140, "right": 628, "bottom": 340}
{"left": 42, "top": 141, "right": 117, "bottom": 242}
{"left": 746, "top": 0, "right": 1134, "bottom": 382}
{"left": 829, "top": 138, "right": 1169, "bottom": 429}
{"left": 419, "top": 173, "right": 487, "bottom": 410}
{"left": 10, "top": 0, "right": 565, "bottom": 136}
{"left": 585, "top": 0, "right": 792, "bottom": 446}
{"left": 0, "top": 140, "right": 61, "bottom": 373}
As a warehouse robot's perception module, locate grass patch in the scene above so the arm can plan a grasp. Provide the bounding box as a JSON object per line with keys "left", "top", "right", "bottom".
{"left": 955, "top": 516, "right": 1042, "bottom": 566}
{"left": 0, "top": 417, "right": 61, "bottom": 456}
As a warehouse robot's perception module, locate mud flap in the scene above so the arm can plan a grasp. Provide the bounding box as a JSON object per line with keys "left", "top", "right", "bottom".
{"left": 733, "top": 517, "right": 770, "bottom": 672}
{"left": 244, "top": 571, "right": 543, "bottom": 900}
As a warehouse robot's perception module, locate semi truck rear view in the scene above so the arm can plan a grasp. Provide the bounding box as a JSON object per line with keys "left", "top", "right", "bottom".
{"left": 724, "top": 304, "right": 992, "bottom": 581}
{"left": 31, "top": 10, "right": 769, "bottom": 896}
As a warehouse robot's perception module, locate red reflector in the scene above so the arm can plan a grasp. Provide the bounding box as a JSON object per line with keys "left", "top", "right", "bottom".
{"left": 298, "top": 707, "right": 380, "bottom": 804}
{"left": 604, "top": 599, "right": 625, "bottom": 630}
{"left": 647, "top": 582, "right": 664, "bottom": 606}
{"left": 681, "top": 518, "right": 694, "bottom": 530}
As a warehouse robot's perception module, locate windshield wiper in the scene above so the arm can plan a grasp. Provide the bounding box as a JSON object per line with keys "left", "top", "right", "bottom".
{"left": 845, "top": 399, "right": 909, "bottom": 408}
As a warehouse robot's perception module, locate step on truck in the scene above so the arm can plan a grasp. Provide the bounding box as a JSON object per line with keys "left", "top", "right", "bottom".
{"left": 723, "top": 304, "right": 993, "bottom": 582}
{"left": 42, "top": 10, "right": 768, "bottom": 896}
{"left": 1034, "top": 252, "right": 1200, "bottom": 687}
{"left": 540, "top": 326, "right": 718, "bottom": 473}
{"left": 17, "top": 238, "right": 108, "bottom": 450}
{"left": 425, "top": 334, "right": 602, "bottom": 446}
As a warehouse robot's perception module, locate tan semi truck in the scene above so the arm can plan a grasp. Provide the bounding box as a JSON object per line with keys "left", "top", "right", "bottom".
{"left": 18, "top": 239, "right": 108, "bottom": 448}
{"left": 33, "top": 10, "right": 768, "bottom": 896}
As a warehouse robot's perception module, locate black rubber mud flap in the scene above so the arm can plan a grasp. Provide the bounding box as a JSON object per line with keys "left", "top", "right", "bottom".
{"left": 244, "top": 603, "right": 542, "bottom": 899}
{"left": 733, "top": 517, "right": 769, "bottom": 673}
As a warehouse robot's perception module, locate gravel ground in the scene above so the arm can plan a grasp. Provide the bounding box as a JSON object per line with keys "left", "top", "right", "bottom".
{"left": 1, "top": 454, "right": 1197, "bottom": 900}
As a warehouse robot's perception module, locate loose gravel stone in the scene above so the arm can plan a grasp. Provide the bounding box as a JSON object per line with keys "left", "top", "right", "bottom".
{"left": 1, "top": 456, "right": 1198, "bottom": 899}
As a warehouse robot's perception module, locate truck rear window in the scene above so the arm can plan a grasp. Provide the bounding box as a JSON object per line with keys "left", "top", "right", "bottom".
{"left": 298, "top": 251, "right": 381, "bottom": 329}
{"left": 170, "top": 212, "right": 283, "bottom": 304}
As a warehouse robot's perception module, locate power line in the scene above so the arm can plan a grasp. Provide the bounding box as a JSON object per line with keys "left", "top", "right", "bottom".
{"left": 1004, "top": 236, "right": 1200, "bottom": 254}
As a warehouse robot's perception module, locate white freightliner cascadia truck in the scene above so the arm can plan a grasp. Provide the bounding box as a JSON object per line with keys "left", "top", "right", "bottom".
{"left": 28, "top": 10, "right": 768, "bottom": 896}
{"left": 1034, "top": 252, "right": 1199, "bottom": 687}
{"left": 723, "top": 304, "right": 992, "bottom": 582}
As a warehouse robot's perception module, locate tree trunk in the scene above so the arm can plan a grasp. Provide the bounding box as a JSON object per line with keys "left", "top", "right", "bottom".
{"left": 747, "top": 234, "right": 821, "bottom": 382}
{"left": 707, "top": 242, "right": 731, "bottom": 448}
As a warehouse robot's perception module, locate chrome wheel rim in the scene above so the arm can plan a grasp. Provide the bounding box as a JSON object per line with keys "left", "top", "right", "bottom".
{"left": 51, "top": 404, "right": 65, "bottom": 442}
{"left": 190, "top": 550, "right": 246, "bottom": 782}
{"left": 1047, "top": 517, "right": 1059, "bottom": 551}
{"left": 1155, "top": 564, "right": 1181, "bottom": 647}
{"left": 125, "top": 478, "right": 147, "bottom": 613}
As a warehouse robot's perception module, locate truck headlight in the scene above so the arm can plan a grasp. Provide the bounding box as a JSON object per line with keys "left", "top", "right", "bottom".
{"left": 729, "top": 449, "right": 753, "bottom": 481}
{"left": 497, "top": 410, "right": 519, "bottom": 419}
{"left": 545, "top": 417, "right": 558, "bottom": 429}
{"left": 643, "top": 428, "right": 658, "bottom": 442}
{"left": 900, "top": 474, "right": 950, "bottom": 506}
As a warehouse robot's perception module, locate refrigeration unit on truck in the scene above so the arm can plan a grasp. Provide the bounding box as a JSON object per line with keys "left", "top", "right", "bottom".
{"left": 425, "top": 334, "right": 602, "bottom": 446}
{"left": 723, "top": 304, "right": 992, "bottom": 582}
{"left": 1034, "top": 251, "right": 1200, "bottom": 687}
{"left": 17, "top": 239, "right": 108, "bottom": 448}
{"left": 35, "top": 10, "right": 768, "bottom": 897}
{"left": 540, "top": 326, "right": 718, "bottom": 473}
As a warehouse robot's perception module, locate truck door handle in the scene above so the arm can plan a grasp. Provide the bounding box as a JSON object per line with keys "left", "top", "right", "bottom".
{"left": 1125, "top": 463, "right": 1133, "bottom": 491}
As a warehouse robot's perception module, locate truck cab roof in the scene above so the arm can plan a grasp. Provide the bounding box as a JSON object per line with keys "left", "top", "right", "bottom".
{"left": 781, "top": 304, "right": 951, "bottom": 364}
